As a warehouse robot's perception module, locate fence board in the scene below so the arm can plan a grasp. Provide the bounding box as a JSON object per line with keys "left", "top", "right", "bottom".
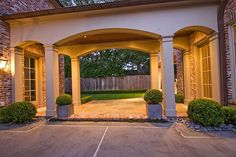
{"left": 65, "top": 75, "right": 151, "bottom": 92}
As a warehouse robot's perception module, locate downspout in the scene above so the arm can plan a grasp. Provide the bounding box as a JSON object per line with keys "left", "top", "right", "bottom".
{"left": 218, "top": 0, "right": 228, "bottom": 105}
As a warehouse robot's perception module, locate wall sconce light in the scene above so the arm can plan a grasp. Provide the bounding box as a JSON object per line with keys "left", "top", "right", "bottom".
{"left": 0, "top": 54, "right": 8, "bottom": 69}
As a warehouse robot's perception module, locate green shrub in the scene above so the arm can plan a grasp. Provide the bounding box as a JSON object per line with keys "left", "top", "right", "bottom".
{"left": 187, "top": 99, "right": 224, "bottom": 126}
{"left": 223, "top": 106, "right": 236, "bottom": 124}
{"left": 56, "top": 94, "right": 72, "bottom": 106}
{"left": 144, "top": 89, "right": 163, "bottom": 104}
{"left": 81, "top": 96, "right": 93, "bottom": 104}
{"left": 0, "top": 101, "right": 37, "bottom": 123}
{"left": 175, "top": 94, "right": 184, "bottom": 103}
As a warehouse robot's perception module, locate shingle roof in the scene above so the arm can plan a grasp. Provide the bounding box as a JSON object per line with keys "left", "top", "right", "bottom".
{"left": 0, "top": 0, "right": 219, "bottom": 21}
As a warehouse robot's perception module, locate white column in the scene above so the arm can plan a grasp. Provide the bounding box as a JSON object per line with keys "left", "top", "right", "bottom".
{"left": 150, "top": 53, "right": 160, "bottom": 90}
{"left": 71, "top": 57, "right": 81, "bottom": 106}
{"left": 11, "top": 47, "right": 23, "bottom": 102}
{"left": 209, "top": 34, "right": 221, "bottom": 103}
{"left": 160, "top": 36, "right": 176, "bottom": 117}
{"left": 45, "top": 45, "right": 59, "bottom": 117}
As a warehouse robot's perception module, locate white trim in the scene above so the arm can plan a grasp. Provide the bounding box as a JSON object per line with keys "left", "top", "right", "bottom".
{"left": 228, "top": 23, "right": 236, "bottom": 100}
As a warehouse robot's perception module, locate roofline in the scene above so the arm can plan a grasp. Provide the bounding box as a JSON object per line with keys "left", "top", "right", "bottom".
{"left": 0, "top": 0, "right": 220, "bottom": 21}
{"left": 48, "top": 0, "right": 64, "bottom": 8}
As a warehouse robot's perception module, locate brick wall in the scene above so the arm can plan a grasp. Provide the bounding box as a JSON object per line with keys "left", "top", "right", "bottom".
{"left": 224, "top": 0, "right": 236, "bottom": 102}
{"left": 0, "top": 0, "right": 65, "bottom": 106}
{"left": 0, "top": 0, "right": 55, "bottom": 15}
{"left": 174, "top": 49, "right": 184, "bottom": 95}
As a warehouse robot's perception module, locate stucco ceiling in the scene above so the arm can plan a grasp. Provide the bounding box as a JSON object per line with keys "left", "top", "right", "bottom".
{"left": 59, "top": 32, "right": 156, "bottom": 46}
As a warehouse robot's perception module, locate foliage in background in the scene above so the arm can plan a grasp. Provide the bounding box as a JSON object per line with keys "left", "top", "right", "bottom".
{"left": 59, "top": 0, "right": 120, "bottom": 7}
{"left": 175, "top": 94, "right": 184, "bottom": 103}
{"left": 81, "top": 96, "right": 93, "bottom": 104}
{"left": 64, "top": 49, "right": 150, "bottom": 78}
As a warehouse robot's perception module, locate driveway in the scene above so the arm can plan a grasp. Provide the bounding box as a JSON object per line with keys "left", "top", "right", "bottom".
{"left": 0, "top": 121, "right": 235, "bottom": 157}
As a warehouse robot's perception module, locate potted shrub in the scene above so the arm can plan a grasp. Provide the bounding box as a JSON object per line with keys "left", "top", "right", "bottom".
{"left": 56, "top": 94, "right": 73, "bottom": 118}
{"left": 144, "top": 89, "right": 163, "bottom": 119}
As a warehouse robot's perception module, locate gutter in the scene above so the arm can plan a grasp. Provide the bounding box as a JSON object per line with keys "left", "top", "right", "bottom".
{"left": 218, "top": 0, "right": 228, "bottom": 105}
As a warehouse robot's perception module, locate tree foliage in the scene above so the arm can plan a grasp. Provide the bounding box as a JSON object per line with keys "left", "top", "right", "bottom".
{"left": 59, "top": 0, "right": 117, "bottom": 7}
{"left": 64, "top": 49, "right": 150, "bottom": 78}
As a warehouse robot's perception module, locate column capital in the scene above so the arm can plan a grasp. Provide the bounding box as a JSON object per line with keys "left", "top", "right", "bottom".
{"left": 44, "top": 44, "right": 58, "bottom": 52}
{"left": 150, "top": 53, "right": 159, "bottom": 57}
{"left": 209, "top": 32, "right": 219, "bottom": 42}
{"left": 71, "top": 57, "right": 80, "bottom": 61}
{"left": 161, "top": 36, "right": 174, "bottom": 43}
{"left": 10, "top": 47, "right": 23, "bottom": 55}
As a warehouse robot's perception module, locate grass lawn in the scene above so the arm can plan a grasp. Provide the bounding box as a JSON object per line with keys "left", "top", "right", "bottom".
{"left": 82, "top": 93, "right": 144, "bottom": 100}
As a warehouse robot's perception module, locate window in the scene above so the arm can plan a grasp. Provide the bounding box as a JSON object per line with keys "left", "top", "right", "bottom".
{"left": 201, "top": 43, "right": 212, "bottom": 98}
{"left": 24, "top": 56, "right": 36, "bottom": 101}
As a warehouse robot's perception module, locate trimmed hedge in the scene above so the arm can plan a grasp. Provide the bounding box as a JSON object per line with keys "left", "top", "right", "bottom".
{"left": 223, "top": 106, "right": 236, "bottom": 124}
{"left": 175, "top": 94, "right": 184, "bottom": 103}
{"left": 81, "top": 89, "right": 147, "bottom": 95}
{"left": 144, "top": 89, "right": 163, "bottom": 104}
{"left": 56, "top": 94, "right": 72, "bottom": 106}
{"left": 0, "top": 101, "right": 37, "bottom": 123}
{"left": 81, "top": 96, "right": 93, "bottom": 104}
{"left": 187, "top": 99, "right": 224, "bottom": 126}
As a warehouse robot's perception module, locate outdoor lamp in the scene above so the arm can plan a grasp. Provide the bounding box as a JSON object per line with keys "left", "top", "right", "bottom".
{"left": 0, "top": 54, "right": 8, "bottom": 69}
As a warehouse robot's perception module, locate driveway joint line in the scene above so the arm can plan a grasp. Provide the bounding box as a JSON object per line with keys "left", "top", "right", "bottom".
{"left": 93, "top": 126, "right": 109, "bottom": 157}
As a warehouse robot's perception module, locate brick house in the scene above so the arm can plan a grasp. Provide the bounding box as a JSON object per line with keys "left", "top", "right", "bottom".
{"left": 0, "top": 0, "right": 235, "bottom": 117}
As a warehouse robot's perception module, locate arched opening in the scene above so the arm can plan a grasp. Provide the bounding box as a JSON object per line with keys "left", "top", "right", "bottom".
{"left": 173, "top": 26, "right": 220, "bottom": 108}
{"left": 12, "top": 41, "right": 46, "bottom": 116}
{"left": 53, "top": 28, "right": 172, "bottom": 118}
{"left": 63, "top": 47, "right": 153, "bottom": 119}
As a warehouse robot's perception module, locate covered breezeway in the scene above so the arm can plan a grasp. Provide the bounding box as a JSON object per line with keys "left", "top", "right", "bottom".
{"left": 7, "top": 0, "right": 222, "bottom": 118}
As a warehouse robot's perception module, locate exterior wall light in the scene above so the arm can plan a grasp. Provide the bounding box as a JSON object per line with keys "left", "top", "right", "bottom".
{"left": 0, "top": 54, "right": 8, "bottom": 69}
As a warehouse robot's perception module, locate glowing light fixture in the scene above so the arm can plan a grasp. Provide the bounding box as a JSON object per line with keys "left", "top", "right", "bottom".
{"left": 0, "top": 54, "right": 7, "bottom": 69}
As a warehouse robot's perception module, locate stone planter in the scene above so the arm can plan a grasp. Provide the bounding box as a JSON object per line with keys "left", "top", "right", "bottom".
{"left": 146, "top": 103, "right": 162, "bottom": 119}
{"left": 57, "top": 104, "right": 74, "bottom": 118}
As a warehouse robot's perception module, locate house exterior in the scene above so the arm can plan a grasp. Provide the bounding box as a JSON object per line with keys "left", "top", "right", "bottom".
{"left": 0, "top": 0, "right": 235, "bottom": 117}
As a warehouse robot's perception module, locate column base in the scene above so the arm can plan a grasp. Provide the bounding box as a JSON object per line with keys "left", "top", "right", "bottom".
{"left": 46, "top": 109, "right": 56, "bottom": 117}
{"left": 165, "top": 109, "right": 176, "bottom": 117}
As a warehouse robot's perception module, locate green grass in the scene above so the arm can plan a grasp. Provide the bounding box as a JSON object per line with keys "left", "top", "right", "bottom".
{"left": 82, "top": 93, "right": 144, "bottom": 100}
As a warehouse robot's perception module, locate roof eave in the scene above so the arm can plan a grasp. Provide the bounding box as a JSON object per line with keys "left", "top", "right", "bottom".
{"left": 0, "top": 0, "right": 220, "bottom": 21}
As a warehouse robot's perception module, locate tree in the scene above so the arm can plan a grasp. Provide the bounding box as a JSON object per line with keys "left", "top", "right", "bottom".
{"left": 64, "top": 49, "right": 150, "bottom": 78}
{"left": 59, "top": 0, "right": 116, "bottom": 7}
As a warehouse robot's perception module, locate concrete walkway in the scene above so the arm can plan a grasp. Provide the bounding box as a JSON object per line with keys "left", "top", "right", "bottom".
{"left": 0, "top": 121, "right": 235, "bottom": 157}
{"left": 37, "top": 98, "right": 188, "bottom": 118}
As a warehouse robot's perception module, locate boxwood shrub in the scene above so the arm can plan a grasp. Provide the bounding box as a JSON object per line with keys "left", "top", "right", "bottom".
{"left": 223, "top": 106, "right": 236, "bottom": 124}
{"left": 81, "top": 96, "right": 93, "bottom": 104}
{"left": 175, "top": 94, "right": 184, "bottom": 103}
{"left": 56, "top": 94, "right": 72, "bottom": 106}
{"left": 187, "top": 99, "right": 224, "bottom": 126}
{"left": 0, "top": 101, "right": 37, "bottom": 123}
{"left": 144, "top": 89, "right": 163, "bottom": 104}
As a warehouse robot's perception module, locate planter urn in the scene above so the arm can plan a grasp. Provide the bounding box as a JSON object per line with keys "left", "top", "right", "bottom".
{"left": 57, "top": 104, "right": 74, "bottom": 118}
{"left": 146, "top": 103, "right": 162, "bottom": 119}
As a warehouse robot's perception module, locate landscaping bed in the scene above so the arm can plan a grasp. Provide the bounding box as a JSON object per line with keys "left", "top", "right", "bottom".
{"left": 176, "top": 118, "right": 236, "bottom": 132}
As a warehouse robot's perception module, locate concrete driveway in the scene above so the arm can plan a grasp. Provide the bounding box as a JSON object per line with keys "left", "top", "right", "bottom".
{"left": 0, "top": 121, "right": 235, "bottom": 157}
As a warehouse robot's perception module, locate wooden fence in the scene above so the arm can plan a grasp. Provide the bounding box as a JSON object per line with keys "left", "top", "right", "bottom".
{"left": 65, "top": 75, "right": 150, "bottom": 92}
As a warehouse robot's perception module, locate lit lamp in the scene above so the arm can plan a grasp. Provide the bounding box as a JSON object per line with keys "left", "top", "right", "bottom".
{"left": 0, "top": 54, "right": 7, "bottom": 69}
